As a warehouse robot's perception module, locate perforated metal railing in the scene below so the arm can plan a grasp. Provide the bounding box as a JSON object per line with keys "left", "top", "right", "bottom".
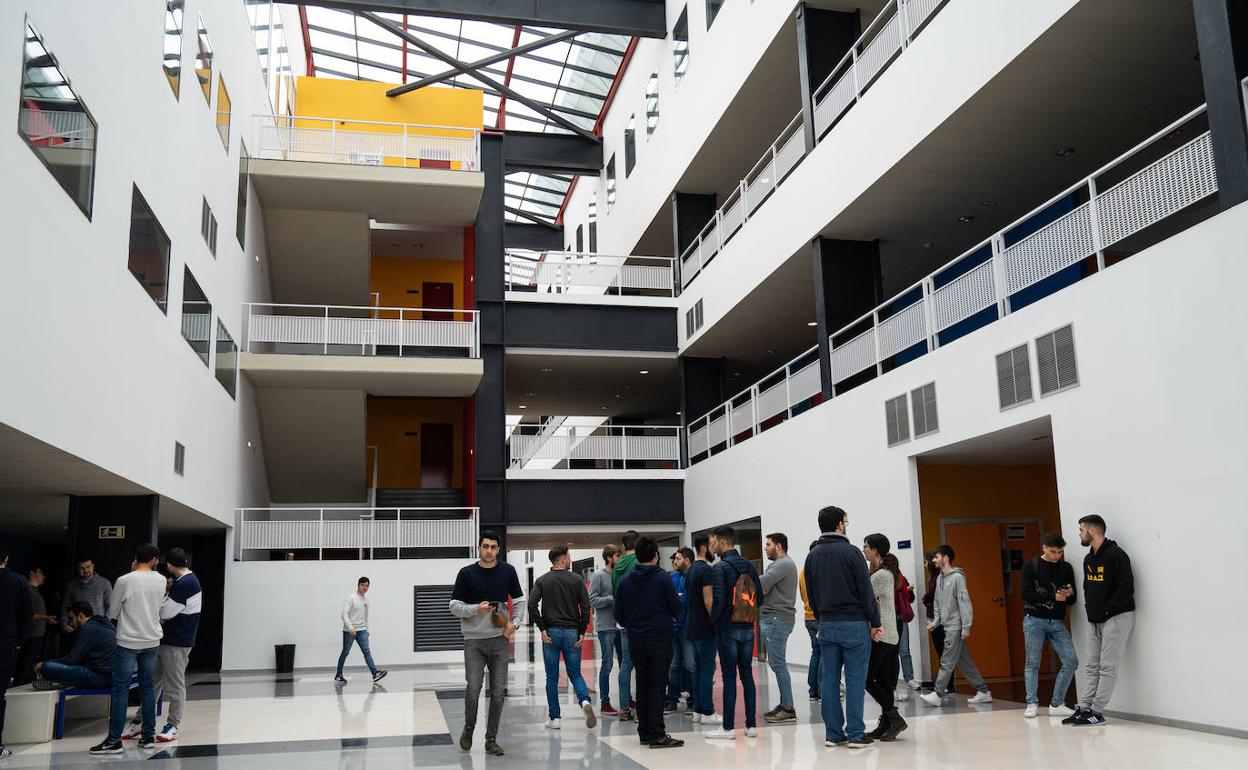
{"left": 688, "top": 105, "right": 1219, "bottom": 464}
{"left": 243, "top": 303, "right": 480, "bottom": 357}
{"left": 253, "top": 114, "right": 480, "bottom": 170}
{"left": 679, "top": 0, "right": 950, "bottom": 290}
{"left": 508, "top": 424, "right": 682, "bottom": 469}
{"left": 505, "top": 250, "right": 676, "bottom": 297}
{"left": 237, "top": 508, "right": 479, "bottom": 559}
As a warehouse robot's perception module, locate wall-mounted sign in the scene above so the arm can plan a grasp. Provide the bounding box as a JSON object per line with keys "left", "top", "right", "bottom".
{"left": 897, "top": 540, "right": 912, "bottom": 550}
{"left": 98, "top": 526, "right": 126, "bottom": 540}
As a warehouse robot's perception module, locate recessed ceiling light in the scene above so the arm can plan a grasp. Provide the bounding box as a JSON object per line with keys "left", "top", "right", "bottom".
{"left": 540, "top": 367, "right": 553, "bottom": 373}
{"left": 767, "top": 348, "right": 775, "bottom": 355}
{"left": 525, "top": 392, "right": 536, "bottom": 397}
{"left": 639, "top": 370, "right": 649, "bottom": 375}
{"left": 615, "top": 394, "right": 622, "bottom": 399}
{"left": 246, "top": 441, "right": 253, "bottom": 448}
{"left": 254, "top": 255, "right": 260, "bottom": 263}
{"left": 807, "top": 321, "right": 818, "bottom": 327}
{"left": 958, "top": 215, "right": 975, "bottom": 224}
{"left": 923, "top": 242, "right": 933, "bottom": 249}
{"left": 1055, "top": 147, "right": 1076, "bottom": 157}
{"left": 760, "top": 177, "right": 770, "bottom": 184}
{"left": 978, "top": 200, "right": 998, "bottom": 208}
{"left": 733, "top": 372, "right": 741, "bottom": 377}
{"left": 518, "top": 405, "right": 528, "bottom": 409}
{"left": 676, "top": 411, "right": 681, "bottom": 416}
{"left": 601, "top": 406, "right": 608, "bottom": 410}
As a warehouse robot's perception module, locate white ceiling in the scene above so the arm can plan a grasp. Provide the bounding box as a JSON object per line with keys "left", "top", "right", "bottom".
{"left": 370, "top": 223, "right": 465, "bottom": 261}
{"left": 915, "top": 416, "right": 1055, "bottom": 466}
{"left": 505, "top": 349, "right": 680, "bottom": 419}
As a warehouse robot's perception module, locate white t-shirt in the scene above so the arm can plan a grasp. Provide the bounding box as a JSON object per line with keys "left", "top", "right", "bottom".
{"left": 342, "top": 592, "right": 369, "bottom": 632}
{"left": 110, "top": 570, "right": 167, "bottom": 650}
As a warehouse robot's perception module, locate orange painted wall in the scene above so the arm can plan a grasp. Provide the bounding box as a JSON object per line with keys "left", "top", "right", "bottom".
{"left": 370, "top": 257, "right": 464, "bottom": 311}
{"left": 367, "top": 397, "right": 465, "bottom": 489}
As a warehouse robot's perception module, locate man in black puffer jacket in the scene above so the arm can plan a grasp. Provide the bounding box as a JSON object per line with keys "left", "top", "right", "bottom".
{"left": 616, "top": 537, "right": 683, "bottom": 750}
{"left": 0, "top": 543, "right": 35, "bottom": 759}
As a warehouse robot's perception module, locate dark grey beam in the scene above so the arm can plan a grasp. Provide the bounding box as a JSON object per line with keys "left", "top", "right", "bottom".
{"left": 388, "top": 30, "right": 578, "bottom": 95}
{"left": 795, "top": 4, "right": 860, "bottom": 152}
{"left": 1193, "top": 0, "right": 1248, "bottom": 210}
{"left": 504, "top": 130, "right": 603, "bottom": 175}
{"left": 505, "top": 222, "right": 565, "bottom": 250}
{"left": 812, "top": 237, "right": 882, "bottom": 399}
{"left": 306, "top": 0, "right": 667, "bottom": 38}
{"left": 505, "top": 206, "right": 560, "bottom": 228}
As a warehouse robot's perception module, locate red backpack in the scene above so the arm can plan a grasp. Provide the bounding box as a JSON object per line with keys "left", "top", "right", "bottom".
{"left": 894, "top": 574, "right": 916, "bottom": 624}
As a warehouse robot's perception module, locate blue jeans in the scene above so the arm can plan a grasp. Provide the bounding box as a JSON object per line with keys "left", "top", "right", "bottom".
{"left": 759, "top": 617, "right": 795, "bottom": 708}
{"left": 108, "top": 646, "right": 158, "bottom": 741}
{"left": 618, "top": 632, "right": 634, "bottom": 708}
{"left": 336, "top": 630, "right": 378, "bottom": 677}
{"left": 898, "top": 619, "right": 914, "bottom": 681}
{"left": 716, "top": 627, "right": 756, "bottom": 730}
{"left": 597, "top": 629, "right": 622, "bottom": 707}
{"left": 805, "top": 620, "right": 820, "bottom": 697}
{"left": 818, "top": 620, "right": 871, "bottom": 742}
{"left": 691, "top": 636, "right": 716, "bottom": 715}
{"left": 666, "top": 628, "right": 694, "bottom": 704}
{"left": 41, "top": 661, "right": 109, "bottom": 690}
{"left": 1024, "top": 616, "right": 1079, "bottom": 706}
{"left": 542, "top": 627, "right": 590, "bottom": 719}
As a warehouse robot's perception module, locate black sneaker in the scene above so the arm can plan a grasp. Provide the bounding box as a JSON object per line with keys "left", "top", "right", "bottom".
{"left": 649, "top": 735, "right": 685, "bottom": 749}
{"left": 334, "top": 674, "right": 348, "bottom": 683}
{"left": 137, "top": 737, "right": 157, "bottom": 750}
{"left": 484, "top": 740, "right": 504, "bottom": 756}
{"left": 869, "top": 716, "right": 889, "bottom": 739}
{"left": 881, "top": 711, "right": 908, "bottom": 741}
{"left": 89, "top": 739, "right": 124, "bottom": 755}
{"left": 1070, "top": 711, "right": 1106, "bottom": 727}
{"left": 764, "top": 707, "right": 796, "bottom": 723}
{"left": 459, "top": 726, "right": 473, "bottom": 751}
{"left": 1061, "top": 707, "right": 1089, "bottom": 725}
{"left": 618, "top": 708, "right": 635, "bottom": 722}
{"left": 372, "top": 670, "right": 388, "bottom": 683}
{"left": 847, "top": 735, "right": 874, "bottom": 749}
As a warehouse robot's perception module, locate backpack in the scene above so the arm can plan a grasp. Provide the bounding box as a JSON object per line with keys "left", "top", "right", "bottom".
{"left": 894, "top": 575, "right": 916, "bottom": 624}
{"left": 729, "top": 561, "right": 759, "bottom": 624}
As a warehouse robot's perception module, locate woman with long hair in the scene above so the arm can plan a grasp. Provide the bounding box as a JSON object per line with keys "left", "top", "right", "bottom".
{"left": 862, "top": 534, "right": 907, "bottom": 740}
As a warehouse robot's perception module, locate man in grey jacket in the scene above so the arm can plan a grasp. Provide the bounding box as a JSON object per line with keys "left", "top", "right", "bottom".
{"left": 449, "top": 531, "right": 526, "bottom": 757}
{"left": 61, "top": 557, "right": 112, "bottom": 630}
{"left": 588, "top": 544, "right": 625, "bottom": 715}
{"left": 920, "top": 545, "right": 992, "bottom": 706}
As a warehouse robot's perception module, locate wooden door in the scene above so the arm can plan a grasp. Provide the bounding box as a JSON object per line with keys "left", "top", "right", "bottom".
{"left": 423, "top": 282, "right": 454, "bottom": 322}
{"left": 420, "top": 423, "right": 454, "bottom": 488}
{"left": 944, "top": 523, "right": 1011, "bottom": 677}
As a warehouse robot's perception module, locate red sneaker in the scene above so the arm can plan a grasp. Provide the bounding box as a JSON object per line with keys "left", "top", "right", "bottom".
{"left": 630, "top": 699, "right": 637, "bottom": 710}
{"left": 600, "top": 704, "right": 619, "bottom": 716}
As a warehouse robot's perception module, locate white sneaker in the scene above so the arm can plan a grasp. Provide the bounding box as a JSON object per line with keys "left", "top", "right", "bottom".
{"left": 122, "top": 717, "right": 142, "bottom": 739}
{"left": 701, "top": 713, "right": 723, "bottom": 725}
{"left": 895, "top": 689, "right": 910, "bottom": 702}
{"left": 906, "top": 679, "right": 921, "bottom": 690}
{"left": 744, "top": 727, "right": 758, "bottom": 738}
{"left": 544, "top": 718, "right": 561, "bottom": 730}
{"left": 968, "top": 691, "right": 993, "bottom": 704}
{"left": 1024, "top": 704, "right": 1038, "bottom": 718}
{"left": 1049, "top": 704, "right": 1075, "bottom": 718}
{"left": 690, "top": 713, "right": 701, "bottom": 724}
{"left": 704, "top": 728, "right": 736, "bottom": 740}
{"left": 581, "top": 701, "right": 596, "bottom": 729}
{"left": 919, "top": 691, "right": 943, "bottom": 707}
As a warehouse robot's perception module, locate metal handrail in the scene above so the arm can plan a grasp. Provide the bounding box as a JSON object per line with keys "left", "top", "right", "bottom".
{"left": 505, "top": 249, "right": 677, "bottom": 296}
{"left": 253, "top": 113, "right": 481, "bottom": 171}
{"left": 243, "top": 302, "right": 481, "bottom": 357}
{"left": 237, "top": 506, "right": 480, "bottom": 560}
{"left": 507, "top": 424, "right": 683, "bottom": 470}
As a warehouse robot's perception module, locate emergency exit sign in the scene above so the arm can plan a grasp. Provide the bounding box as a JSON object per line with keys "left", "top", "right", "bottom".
{"left": 98, "top": 526, "right": 126, "bottom": 539}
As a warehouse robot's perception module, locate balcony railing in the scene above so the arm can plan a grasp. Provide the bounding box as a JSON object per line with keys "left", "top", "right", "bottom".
{"left": 505, "top": 250, "right": 676, "bottom": 297}
{"left": 237, "top": 507, "right": 479, "bottom": 560}
{"left": 508, "top": 424, "right": 682, "bottom": 470}
{"left": 243, "top": 302, "right": 480, "bottom": 358}
{"left": 253, "top": 114, "right": 480, "bottom": 171}
{"left": 689, "top": 104, "right": 1219, "bottom": 464}
{"left": 678, "top": 0, "right": 950, "bottom": 290}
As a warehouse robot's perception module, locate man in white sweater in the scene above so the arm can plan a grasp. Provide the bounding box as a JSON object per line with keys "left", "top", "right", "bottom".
{"left": 335, "top": 577, "right": 387, "bottom": 684}
{"left": 89, "top": 544, "right": 167, "bottom": 755}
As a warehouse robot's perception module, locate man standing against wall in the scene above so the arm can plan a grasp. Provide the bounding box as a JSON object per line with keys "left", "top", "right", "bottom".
{"left": 665, "top": 548, "right": 694, "bottom": 713}
{"left": 760, "top": 533, "right": 798, "bottom": 724}
{"left": 611, "top": 530, "right": 640, "bottom": 721}
{"left": 703, "top": 526, "right": 762, "bottom": 741}
{"left": 804, "top": 507, "right": 882, "bottom": 749}
{"left": 61, "top": 557, "right": 111, "bottom": 629}
{"left": 685, "top": 535, "right": 720, "bottom": 725}
{"left": 530, "top": 545, "right": 595, "bottom": 730}
{"left": 920, "top": 545, "right": 993, "bottom": 708}
{"left": 1065, "top": 515, "right": 1134, "bottom": 727}
{"left": 1021, "top": 533, "right": 1079, "bottom": 719}
{"left": 335, "top": 577, "right": 387, "bottom": 685}
{"left": 450, "top": 531, "right": 525, "bottom": 757}
{"left": 0, "top": 543, "right": 34, "bottom": 760}
{"left": 589, "top": 544, "right": 623, "bottom": 716}
{"left": 616, "top": 537, "right": 684, "bottom": 749}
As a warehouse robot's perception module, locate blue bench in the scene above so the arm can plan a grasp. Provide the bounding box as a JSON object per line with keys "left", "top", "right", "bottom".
{"left": 54, "top": 676, "right": 164, "bottom": 740}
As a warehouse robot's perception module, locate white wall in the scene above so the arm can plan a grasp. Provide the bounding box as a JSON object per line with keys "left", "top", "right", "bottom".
{"left": 683, "top": 202, "right": 1248, "bottom": 731}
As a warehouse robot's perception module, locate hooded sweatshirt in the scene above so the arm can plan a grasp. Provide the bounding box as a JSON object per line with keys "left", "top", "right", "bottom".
{"left": 931, "top": 567, "right": 973, "bottom": 632}
{"left": 615, "top": 563, "right": 679, "bottom": 639}
{"left": 612, "top": 553, "right": 638, "bottom": 593}
{"left": 1083, "top": 539, "right": 1135, "bottom": 623}
{"left": 588, "top": 568, "right": 618, "bottom": 630}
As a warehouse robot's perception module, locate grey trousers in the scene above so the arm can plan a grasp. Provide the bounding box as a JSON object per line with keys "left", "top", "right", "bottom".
{"left": 934, "top": 627, "right": 987, "bottom": 697}
{"left": 464, "top": 636, "right": 509, "bottom": 741}
{"left": 145, "top": 645, "right": 190, "bottom": 727}
{"left": 1079, "top": 611, "right": 1134, "bottom": 712}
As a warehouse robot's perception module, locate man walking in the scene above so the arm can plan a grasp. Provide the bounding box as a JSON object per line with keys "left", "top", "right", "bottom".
{"left": 449, "top": 531, "right": 525, "bottom": 757}
{"left": 611, "top": 530, "right": 640, "bottom": 721}
{"left": 15, "top": 566, "right": 55, "bottom": 685}
{"left": 589, "top": 544, "right": 623, "bottom": 716}
{"left": 335, "top": 577, "right": 387, "bottom": 685}
{"left": 1065, "top": 515, "right": 1134, "bottom": 727}
{"left": 703, "top": 526, "right": 762, "bottom": 741}
{"left": 616, "top": 537, "right": 684, "bottom": 749}
{"left": 530, "top": 545, "right": 595, "bottom": 730}
{"left": 760, "top": 533, "right": 798, "bottom": 724}
{"left": 920, "top": 545, "right": 993, "bottom": 707}
{"left": 665, "top": 548, "right": 694, "bottom": 712}
{"left": 35, "top": 601, "right": 113, "bottom": 690}
{"left": 89, "top": 544, "right": 166, "bottom": 755}
{"left": 61, "top": 557, "right": 111, "bottom": 629}
{"left": 804, "top": 507, "right": 882, "bottom": 749}
{"left": 685, "top": 535, "right": 721, "bottom": 725}
{"left": 122, "top": 548, "right": 203, "bottom": 742}
{"left": 1021, "top": 533, "right": 1078, "bottom": 719}
{"left": 0, "top": 543, "right": 34, "bottom": 760}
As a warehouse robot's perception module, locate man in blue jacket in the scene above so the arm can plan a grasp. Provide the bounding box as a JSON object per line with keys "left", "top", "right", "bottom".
{"left": 36, "top": 602, "right": 114, "bottom": 689}
{"left": 703, "top": 526, "right": 763, "bottom": 740}
{"left": 615, "top": 537, "right": 683, "bottom": 749}
{"left": 665, "top": 547, "right": 694, "bottom": 712}
{"left": 803, "top": 506, "right": 883, "bottom": 749}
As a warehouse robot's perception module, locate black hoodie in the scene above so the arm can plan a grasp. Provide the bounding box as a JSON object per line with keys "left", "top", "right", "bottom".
{"left": 616, "top": 563, "right": 680, "bottom": 639}
{"left": 1083, "top": 539, "right": 1135, "bottom": 623}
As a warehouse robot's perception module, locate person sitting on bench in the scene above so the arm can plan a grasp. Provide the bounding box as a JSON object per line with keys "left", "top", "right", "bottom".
{"left": 35, "top": 602, "right": 114, "bottom": 690}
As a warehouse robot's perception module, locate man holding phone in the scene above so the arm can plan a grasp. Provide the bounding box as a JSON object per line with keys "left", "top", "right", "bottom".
{"left": 1020, "top": 533, "right": 1078, "bottom": 719}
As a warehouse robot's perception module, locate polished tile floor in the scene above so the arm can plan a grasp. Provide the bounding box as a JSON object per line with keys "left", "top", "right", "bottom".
{"left": 5, "top": 630, "right": 1246, "bottom": 768}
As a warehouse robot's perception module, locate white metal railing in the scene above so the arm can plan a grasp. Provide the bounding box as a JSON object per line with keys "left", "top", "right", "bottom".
{"left": 243, "top": 302, "right": 480, "bottom": 358}
{"left": 505, "top": 250, "right": 676, "bottom": 297}
{"left": 507, "top": 424, "right": 682, "bottom": 469}
{"left": 689, "top": 105, "right": 1218, "bottom": 464}
{"left": 18, "top": 108, "right": 95, "bottom": 147}
{"left": 679, "top": 0, "right": 950, "bottom": 290}
{"left": 237, "top": 507, "right": 479, "bottom": 559}
{"left": 253, "top": 114, "right": 480, "bottom": 170}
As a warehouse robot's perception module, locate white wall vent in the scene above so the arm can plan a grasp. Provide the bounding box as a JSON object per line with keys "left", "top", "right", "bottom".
{"left": 885, "top": 394, "right": 910, "bottom": 447}
{"left": 1036, "top": 324, "right": 1079, "bottom": 396}
{"left": 996, "top": 343, "right": 1033, "bottom": 410}
{"left": 911, "top": 382, "right": 939, "bottom": 438}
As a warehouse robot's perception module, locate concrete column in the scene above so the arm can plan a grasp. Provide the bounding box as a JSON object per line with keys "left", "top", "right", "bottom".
{"left": 66, "top": 495, "right": 159, "bottom": 586}
{"left": 812, "top": 237, "right": 882, "bottom": 398}
{"left": 795, "top": 5, "right": 861, "bottom": 151}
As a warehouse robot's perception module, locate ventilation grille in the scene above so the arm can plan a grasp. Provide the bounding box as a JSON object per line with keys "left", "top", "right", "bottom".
{"left": 413, "top": 585, "right": 465, "bottom": 652}
{"left": 996, "top": 344, "right": 1034, "bottom": 410}
{"left": 1036, "top": 324, "right": 1079, "bottom": 396}
{"left": 885, "top": 394, "right": 910, "bottom": 446}
{"left": 173, "top": 442, "right": 185, "bottom": 476}
{"left": 685, "top": 298, "right": 705, "bottom": 339}
{"left": 911, "top": 382, "right": 939, "bottom": 438}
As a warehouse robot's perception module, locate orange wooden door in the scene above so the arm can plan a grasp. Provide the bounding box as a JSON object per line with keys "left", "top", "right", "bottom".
{"left": 944, "top": 523, "right": 1011, "bottom": 677}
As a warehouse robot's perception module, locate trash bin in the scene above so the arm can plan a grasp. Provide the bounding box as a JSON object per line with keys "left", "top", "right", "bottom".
{"left": 275, "top": 644, "right": 296, "bottom": 674}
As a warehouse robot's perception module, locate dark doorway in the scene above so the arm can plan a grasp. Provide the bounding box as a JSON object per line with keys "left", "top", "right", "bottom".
{"left": 420, "top": 423, "right": 454, "bottom": 489}
{"left": 423, "top": 282, "right": 454, "bottom": 321}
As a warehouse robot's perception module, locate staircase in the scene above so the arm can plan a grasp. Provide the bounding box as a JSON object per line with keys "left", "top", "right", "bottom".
{"left": 374, "top": 488, "right": 466, "bottom": 511}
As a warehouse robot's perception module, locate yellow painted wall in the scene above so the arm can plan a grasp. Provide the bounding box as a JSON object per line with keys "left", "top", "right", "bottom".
{"left": 916, "top": 464, "right": 1061, "bottom": 552}
{"left": 370, "top": 256, "right": 463, "bottom": 311}
{"left": 367, "top": 397, "right": 464, "bottom": 489}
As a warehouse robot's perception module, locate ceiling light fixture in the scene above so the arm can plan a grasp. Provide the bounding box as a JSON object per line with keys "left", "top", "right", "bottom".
{"left": 958, "top": 215, "right": 975, "bottom": 224}
{"left": 540, "top": 367, "right": 553, "bottom": 373}
{"left": 639, "top": 370, "right": 649, "bottom": 375}
{"left": 1055, "top": 147, "right": 1076, "bottom": 157}
{"left": 978, "top": 200, "right": 998, "bottom": 208}
{"left": 767, "top": 348, "right": 776, "bottom": 355}
{"left": 807, "top": 321, "right": 818, "bottom": 327}
{"left": 518, "top": 405, "right": 528, "bottom": 409}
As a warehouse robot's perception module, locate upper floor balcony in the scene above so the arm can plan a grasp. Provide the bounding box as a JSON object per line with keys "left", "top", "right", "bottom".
{"left": 505, "top": 249, "right": 677, "bottom": 304}
{"left": 236, "top": 506, "right": 479, "bottom": 561}
{"left": 507, "top": 420, "right": 682, "bottom": 477}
